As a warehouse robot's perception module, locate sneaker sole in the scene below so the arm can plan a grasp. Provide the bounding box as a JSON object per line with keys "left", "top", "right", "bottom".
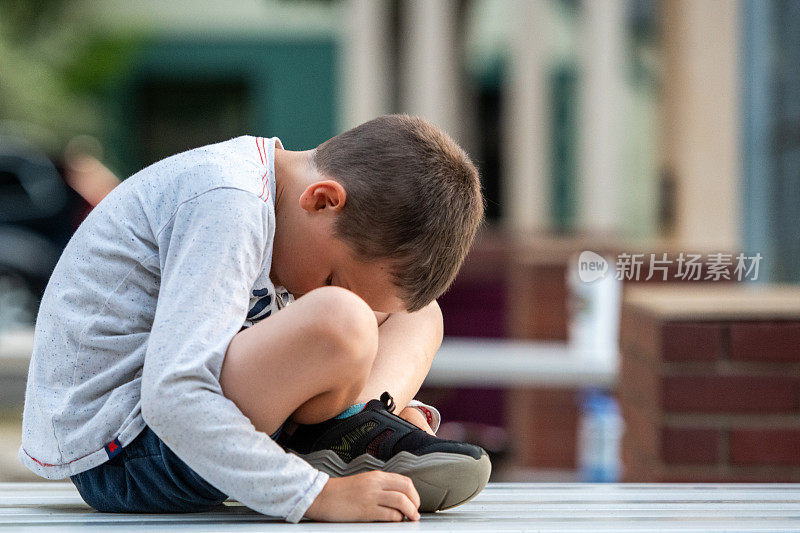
{"left": 289, "top": 449, "right": 491, "bottom": 512}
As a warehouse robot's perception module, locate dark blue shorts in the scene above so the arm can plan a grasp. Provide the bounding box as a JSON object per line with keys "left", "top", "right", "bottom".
{"left": 70, "top": 425, "right": 229, "bottom": 513}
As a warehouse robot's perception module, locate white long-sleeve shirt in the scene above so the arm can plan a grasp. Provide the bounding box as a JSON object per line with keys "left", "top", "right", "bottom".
{"left": 19, "top": 136, "right": 328, "bottom": 522}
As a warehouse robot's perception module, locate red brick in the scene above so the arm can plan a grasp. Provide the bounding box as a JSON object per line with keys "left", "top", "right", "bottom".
{"left": 619, "top": 307, "right": 660, "bottom": 359}
{"left": 619, "top": 351, "right": 661, "bottom": 410}
{"left": 619, "top": 312, "right": 724, "bottom": 362}
{"left": 621, "top": 439, "right": 661, "bottom": 482}
{"left": 621, "top": 403, "right": 660, "bottom": 462}
{"left": 730, "top": 322, "right": 800, "bottom": 362}
{"left": 730, "top": 429, "right": 800, "bottom": 466}
{"left": 655, "top": 467, "right": 800, "bottom": 483}
{"left": 506, "top": 388, "right": 578, "bottom": 469}
{"left": 622, "top": 454, "right": 660, "bottom": 482}
{"left": 661, "top": 322, "right": 724, "bottom": 361}
{"left": 507, "top": 263, "right": 568, "bottom": 340}
{"left": 662, "top": 375, "right": 799, "bottom": 413}
{"left": 661, "top": 427, "right": 721, "bottom": 464}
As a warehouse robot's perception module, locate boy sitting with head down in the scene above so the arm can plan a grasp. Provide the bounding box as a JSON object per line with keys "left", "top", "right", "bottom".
{"left": 20, "top": 115, "right": 489, "bottom": 523}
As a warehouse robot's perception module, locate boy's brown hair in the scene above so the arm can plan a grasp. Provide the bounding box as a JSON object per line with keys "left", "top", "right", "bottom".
{"left": 313, "top": 114, "right": 485, "bottom": 313}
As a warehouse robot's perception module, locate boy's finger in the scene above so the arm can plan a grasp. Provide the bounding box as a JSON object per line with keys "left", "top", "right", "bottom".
{"left": 378, "top": 491, "right": 420, "bottom": 521}
{"left": 381, "top": 472, "right": 421, "bottom": 509}
{"left": 376, "top": 506, "right": 404, "bottom": 522}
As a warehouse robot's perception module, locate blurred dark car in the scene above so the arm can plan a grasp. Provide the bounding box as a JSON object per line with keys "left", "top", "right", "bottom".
{"left": 0, "top": 133, "right": 81, "bottom": 332}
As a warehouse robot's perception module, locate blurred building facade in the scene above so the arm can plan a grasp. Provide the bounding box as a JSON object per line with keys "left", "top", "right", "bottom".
{"left": 4, "top": 0, "right": 795, "bottom": 270}
{"left": 2, "top": 0, "right": 800, "bottom": 482}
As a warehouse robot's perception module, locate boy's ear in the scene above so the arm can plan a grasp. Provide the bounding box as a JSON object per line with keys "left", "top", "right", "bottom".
{"left": 299, "top": 180, "right": 346, "bottom": 212}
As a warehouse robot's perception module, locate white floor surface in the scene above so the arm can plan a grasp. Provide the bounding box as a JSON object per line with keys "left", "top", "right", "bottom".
{"left": 3, "top": 482, "right": 800, "bottom": 532}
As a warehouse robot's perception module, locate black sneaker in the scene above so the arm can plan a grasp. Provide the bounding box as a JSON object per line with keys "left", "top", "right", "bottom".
{"left": 276, "top": 392, "right": 491, "bottom": 512}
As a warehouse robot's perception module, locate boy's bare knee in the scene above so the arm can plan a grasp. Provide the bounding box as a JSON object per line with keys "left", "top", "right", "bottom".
{"left": 288, "top": 289, "right": 379, "bottom": 424}
{"left": 303, "top": 286, "right": 379, "bottom": 370}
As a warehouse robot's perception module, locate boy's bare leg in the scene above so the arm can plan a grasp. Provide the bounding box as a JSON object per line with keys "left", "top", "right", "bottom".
{"left": 220, "top": 285, "right": 422, "bottom": 522}
{"left": 219, "top": 286, "right": 380, "bottom": 435}
{"left": 355, "top": 301, "right": 443, "bottom": 421}
{"left": 221, "top": 289, "right": 443, "bottom": 437}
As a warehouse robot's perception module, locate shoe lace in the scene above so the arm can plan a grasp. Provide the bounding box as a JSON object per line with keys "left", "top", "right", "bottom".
{"left": 379, "top": 391, "right": 396, "bottom": 413}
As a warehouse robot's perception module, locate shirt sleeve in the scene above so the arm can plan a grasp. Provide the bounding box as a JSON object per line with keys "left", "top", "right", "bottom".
{"left": 140, "top": 187, "right": 328, "bottom": 523}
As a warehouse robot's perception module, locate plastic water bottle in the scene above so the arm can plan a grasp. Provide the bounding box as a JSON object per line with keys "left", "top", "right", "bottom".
{"left": 578, "top": 389, "right": 623, "bottom": 482}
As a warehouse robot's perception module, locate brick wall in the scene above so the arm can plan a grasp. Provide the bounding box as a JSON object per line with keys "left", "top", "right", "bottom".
{"left": 505, "top": 249, "right": 574, "bottom": 471}
{"left": 421, "top": 229, "right": 507, "bottom": 441}
{"left": 619, "top": 286, "right": 800, "bottom": 482}
{"left": 504, "top": 244, "right": 731, "bottom": 472}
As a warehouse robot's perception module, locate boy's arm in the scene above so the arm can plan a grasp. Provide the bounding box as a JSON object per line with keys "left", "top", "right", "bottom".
{"left": 141, "top": 188, "right": 327, "bottom": 524}
{"left": 359, "top": 301, "right": 443, "bottom": 420}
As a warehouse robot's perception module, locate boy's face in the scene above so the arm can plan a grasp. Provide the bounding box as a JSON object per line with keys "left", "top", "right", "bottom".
{"left": 270, "top": 180, "right": 406, "bottom": 314}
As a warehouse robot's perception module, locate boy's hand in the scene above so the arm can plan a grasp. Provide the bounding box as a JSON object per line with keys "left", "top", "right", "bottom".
{"left": 304, "top": 471, "right": 420, "bottom": 522}
{"left": 399, "top": 406, "right": 436, "bottom": 435}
